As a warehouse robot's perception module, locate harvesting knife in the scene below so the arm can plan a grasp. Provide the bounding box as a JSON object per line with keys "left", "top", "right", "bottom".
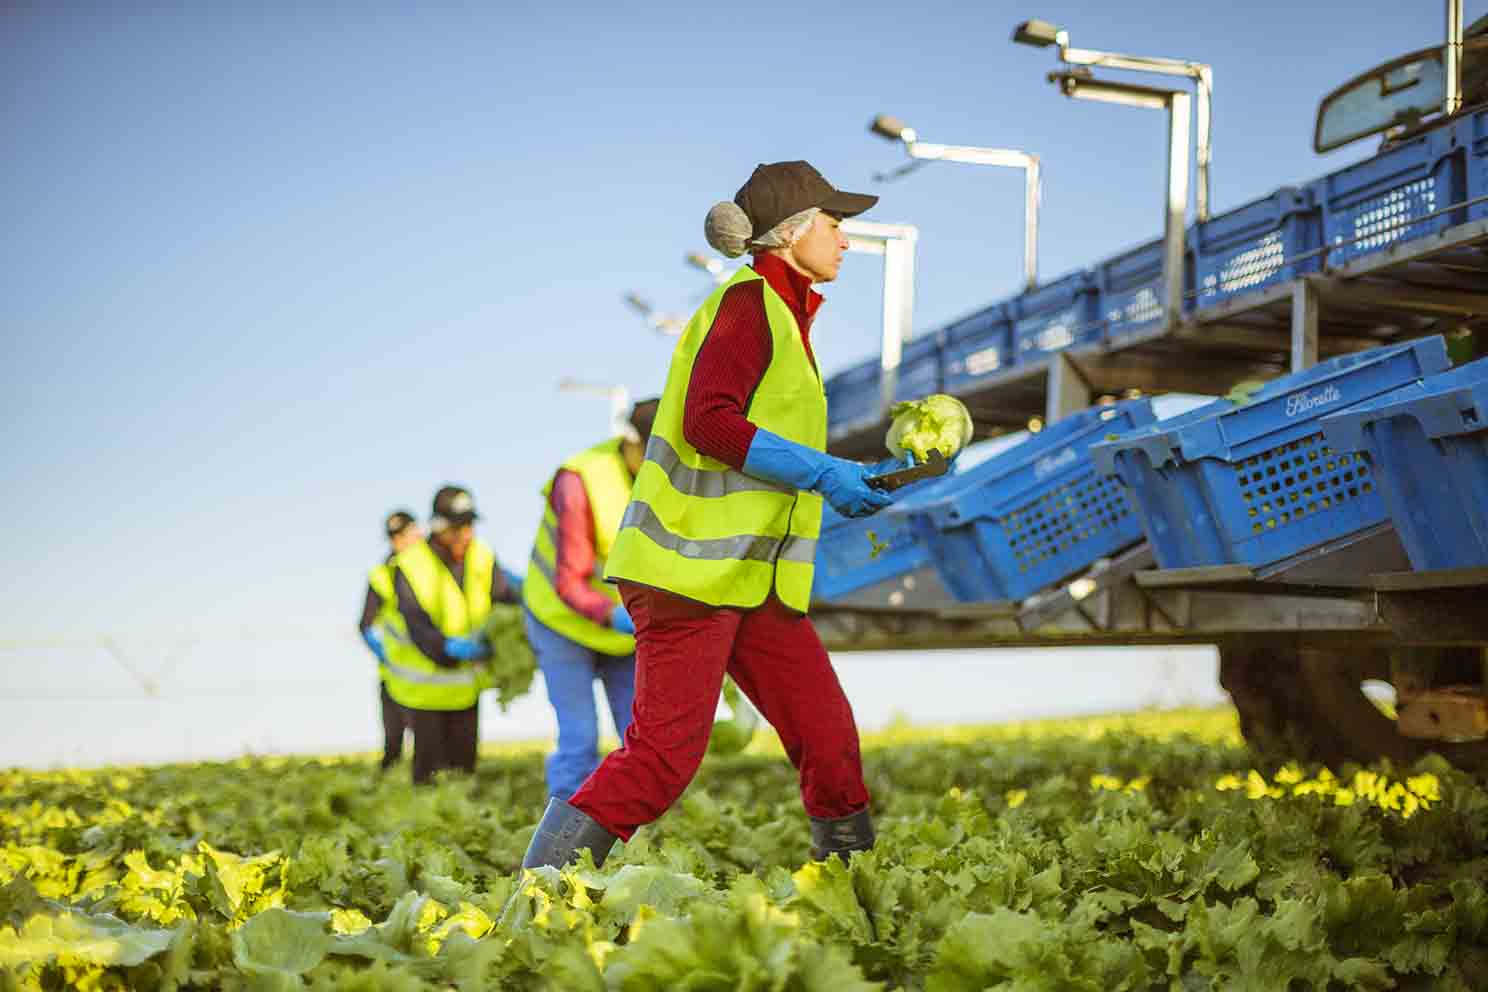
{"left": 866, "top": 449, "right": 949, "bottom": 492}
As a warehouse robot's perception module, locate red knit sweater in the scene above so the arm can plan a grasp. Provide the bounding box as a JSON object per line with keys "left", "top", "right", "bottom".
{"left": 681, "top": 253, "right": 823, "bottom": 469}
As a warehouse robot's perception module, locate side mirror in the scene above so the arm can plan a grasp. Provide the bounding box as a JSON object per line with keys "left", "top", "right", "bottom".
{"left": 1314, "top": 46, "right": 1446, "bottom": 153}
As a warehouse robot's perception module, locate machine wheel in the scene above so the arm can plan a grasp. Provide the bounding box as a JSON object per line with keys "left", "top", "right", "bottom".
{"left": 1219, "top": 643, "right": 1349, "bottom": 765}
{"left": 1222, "top": 642, "right": 1488, "bottom": 771}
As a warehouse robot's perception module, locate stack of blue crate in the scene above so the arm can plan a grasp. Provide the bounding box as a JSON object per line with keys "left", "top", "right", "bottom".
{"left": 904, "top": 399, "right": 1157, "bottom": 602}
{"left": 1320, "top": 355, "right": 1488, "bottom": 570}
{"left": 1090, "top": 337, "right": 1451, "bottom": 572}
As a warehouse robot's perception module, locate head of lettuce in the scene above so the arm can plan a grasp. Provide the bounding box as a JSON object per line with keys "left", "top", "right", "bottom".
{"left": 885, "top": 394, "right": 974, "bottom": 463}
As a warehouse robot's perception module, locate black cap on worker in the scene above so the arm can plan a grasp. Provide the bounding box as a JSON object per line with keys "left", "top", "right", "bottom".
{"left": 384, "top": 509, "right": 417, "bottom": 539}
{"left": 430, "top": 485, "right": 478, "bottom": 532}
{"left": 734, "top": 161, "right": 878, "bottom": 236}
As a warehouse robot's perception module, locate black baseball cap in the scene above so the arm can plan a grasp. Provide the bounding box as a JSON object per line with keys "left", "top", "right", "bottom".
{"left": 734, "top": 161, "right": 878, "bottom": 237}
{"left": 430, "top": 485, "right": 478, "bottom": 530}
{"left": 384, "top": 509, "right": 417, "bottom": 538}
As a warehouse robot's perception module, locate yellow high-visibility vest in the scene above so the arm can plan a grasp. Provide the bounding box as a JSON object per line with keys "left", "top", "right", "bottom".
{"left": 523, "top": 438, "right": 636, "bottom": 655}
{"left": 383, "top": 538, "right": 494, "bottom": 711}
{"left": 366, "top": 561, "right": 406, "bottom": 682}
{"left": 605, "top": 265, "right": 826, "bottom": 611}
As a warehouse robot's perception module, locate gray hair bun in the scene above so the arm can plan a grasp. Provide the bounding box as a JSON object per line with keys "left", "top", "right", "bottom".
{"left": 704, "top": 201, "right": 753, "bottom": 258}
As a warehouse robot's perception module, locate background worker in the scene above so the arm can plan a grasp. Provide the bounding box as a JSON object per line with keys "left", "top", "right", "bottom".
{"left": 357, "top": 509, "right": 423, "bottom": 772}
{"left": 385, "top": 485, "right": 521, "bottom": 784}
{"left": 522, "top": 398, "right": 659, "bottom": 800}
{"left": 520, "top": 161, "right": 906, "bottom": 870}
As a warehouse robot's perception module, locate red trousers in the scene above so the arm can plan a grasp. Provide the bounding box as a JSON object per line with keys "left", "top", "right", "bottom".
{"left": 568, "top": 582, "right": 870, "bottom": 840}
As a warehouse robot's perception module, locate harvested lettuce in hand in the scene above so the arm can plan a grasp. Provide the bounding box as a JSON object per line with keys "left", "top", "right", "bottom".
{"left": 886, "top": 394, "right": 974, "bottom": 462}
{"left": 476, "top": 604, "right": 537, "bottom": 710}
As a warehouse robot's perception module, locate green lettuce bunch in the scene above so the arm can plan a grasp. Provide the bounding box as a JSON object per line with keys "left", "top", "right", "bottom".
{"left": 886, "top": 393, "right": 974, "bottom": 462}
{"left": 476, "top": 604, "right": 538, "bottom": 709}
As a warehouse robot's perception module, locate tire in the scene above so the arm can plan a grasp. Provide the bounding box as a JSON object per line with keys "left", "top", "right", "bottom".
{"left": 1222, "top": 642, "right": 1488, "bottom": 771}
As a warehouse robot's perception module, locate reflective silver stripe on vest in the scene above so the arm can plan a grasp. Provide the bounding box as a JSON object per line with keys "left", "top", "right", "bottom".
{"left": 779, "top": 534, "right": 817, "bottom": 564}
{"left": 619, "top": 500, "right": 816, "bottom": 564}
{"left": 645, "top": 435, "right": 790, "bottom": 499}
{"left": 529, "top": 548, "right": 556, "bottom": 585}
{"left": 377, "top": 623, "right": 411, "bottom": 646}
{"left": 383, "top": 660, "right": 478, "bottom": 686}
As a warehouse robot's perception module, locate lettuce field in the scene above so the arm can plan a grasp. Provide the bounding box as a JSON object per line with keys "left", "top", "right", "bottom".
{"left": 4, "top": 708, "right": 1488, "bottom": 990}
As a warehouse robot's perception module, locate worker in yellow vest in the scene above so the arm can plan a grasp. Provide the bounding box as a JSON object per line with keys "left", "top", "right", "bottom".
{"left": 519, "top": 161, "right": 907, "bottom": 869}
{"left": 385, "top": 485, "right": 521, "bottom": 784}
{"left": 522, "top": 399, "right": 658, "bottom": 800}
{"left": 357, "top": 509, "right": 424, "bottom": 771}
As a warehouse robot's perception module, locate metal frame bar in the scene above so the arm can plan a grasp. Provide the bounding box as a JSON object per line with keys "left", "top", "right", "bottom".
{"left": 1447, "top": 0, "right": 1464, "bottom": 116}
{"left": 894, "top": 139, "right": 1041, "bottom": 291}
{"left": 1055, "top": 42, "right": 1213, "bottom": 221}
{"left": 1050, "top": 75, "right": 1189, "bottom": 330}
{"left": 841, "top": 219, "right": 920, "bottom": 416}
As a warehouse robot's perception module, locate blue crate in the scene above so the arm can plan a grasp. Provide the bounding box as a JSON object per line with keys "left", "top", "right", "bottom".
{"left": 1314, "top": 124, "right": 1466, "bottom": 266}
{"left": 813, "top": 470, "right": 967, "bottom": 602}
{"left": 893, "top": 332, "right": 944, "bottom": 403}
{"left": 1320, "top": 356, "right": 1488, "bottom": 570}
{"left": 1457, "top": 108, "right": 1488, "bottom": 222}
{"left": 1192, "top": 186, "right": 1320, "bottom": 306}
{"left": 907, "top": 399, "right": 1158, "bottom": 602}
{"left": 825, "top": 358, "right": 881, "bottom": 432}
{"left": 1095, "top": 238, "right": 1169, "bottom": 339}
{"left": 825, "top": 336, "right": 944, "bottom": 433}
{"left": 942, "top": 303, "right": 1014, "bottom": 394}
{"left": 1090, "top": 337, "right": 1451, "bottom": 571}
{"left": 1011, "top": 269, "right": 1101, "bottom": 360}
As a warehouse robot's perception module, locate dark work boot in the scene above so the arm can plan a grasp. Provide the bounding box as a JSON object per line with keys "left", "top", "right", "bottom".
{"left": 809, "top": 808, "right": 876, "bottom": 863}
{"left": 520, "top": 798, "right": 619, "bottom": 870}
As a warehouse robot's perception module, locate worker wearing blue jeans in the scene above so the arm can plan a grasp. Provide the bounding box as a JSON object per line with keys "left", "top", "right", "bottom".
{"left": 523, "top": 612, "right": 637, "bottom": 799}
{"left": 522, "top": 401, "right": 657, "bottom": 799}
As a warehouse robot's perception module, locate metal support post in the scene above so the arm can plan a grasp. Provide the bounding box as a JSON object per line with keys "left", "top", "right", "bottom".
{"left": 1046, "top": 351, "right": 1093, "bottom": 422}
{"left": 1447, "top": 0, "right": 1464, "bottom": 116}
{"left": 842, "top": 219, "right": 920, "bottom": 417}
{"left": 1023, "top": 157, "right": 1042, "bottom": 291}
{"left": 1164, "top": 91, "right": 1192, "bottom": 328}
{"left": 1290, "top": 279, "right": 1320, "bottom": 373}
{"left": 1194, "top": 67, "right": 1214, "bottom": 222}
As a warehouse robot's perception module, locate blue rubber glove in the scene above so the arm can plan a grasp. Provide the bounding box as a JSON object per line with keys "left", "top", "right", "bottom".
{"left": 444, "top": 635, "right": 491, "bottom": 662}
{"left": 610, "top": 604, "right": 636, "bottom": 634}
{"left": 743, "top": 430, "right": 893, "bottom": 519}
{"left": 361, "top": 627, "right": 388, "bottom": 664}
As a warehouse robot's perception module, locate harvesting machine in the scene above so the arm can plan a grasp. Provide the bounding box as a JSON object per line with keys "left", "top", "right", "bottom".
{"left": 814, "top": 4, "right": 1488, "bottom": 770}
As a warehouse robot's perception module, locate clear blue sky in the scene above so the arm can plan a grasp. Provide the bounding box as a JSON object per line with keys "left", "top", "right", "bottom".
{"left": 2, "top": 1, "right": 1462, "bottom": 637}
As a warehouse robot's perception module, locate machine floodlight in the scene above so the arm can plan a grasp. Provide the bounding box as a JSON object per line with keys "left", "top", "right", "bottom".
{"left": 865, "top": 118, "right": 1041, "bottom": 291}
{"left": 869, "top": 115, "right": 914, "bottom": 143}
{"left": 1012, "top": 19, "right": 1063, "bottom": 48}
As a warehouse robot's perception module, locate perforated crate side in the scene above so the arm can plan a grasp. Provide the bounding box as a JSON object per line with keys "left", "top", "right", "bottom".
{"left": 918, "top": 400, "right": 1156, "bottom": 601}
{"left": 1315, "top": 125, "right": 1466, "bottom": 266}
{"left": 1096, "top": 238, "right": 1169, "bottom": 339}
{"left": 1320, "top": 357, "right": 1488, "bottom": 569}
{"left": 1011, "top": 270, "right": 1100, "bottom": 360}
{"left": 1204, "top": 429, "right": 1387, "bottom": 566}
{"left": 942, "top": 305, "right": 1014, "bottom": 394}
{"left": 1192, "top": 187, "right": 1319, "bottom": 305}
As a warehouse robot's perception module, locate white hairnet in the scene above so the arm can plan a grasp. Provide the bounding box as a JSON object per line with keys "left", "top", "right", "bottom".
{"left": 704, "top": 203, "right": 820, "bottom": 258}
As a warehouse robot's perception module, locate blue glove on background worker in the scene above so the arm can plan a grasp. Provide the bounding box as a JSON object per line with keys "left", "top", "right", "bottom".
{"left": 444, "top": 635, "right": 491, "bottom": 662}
{"left": 610, "top": 605, "right": 636, "bottom": 634}
{"left": 361, "top": 626, "right": 388, "bottom": 664}
{"left": 744, "top": 429, "right": 893, "bottom": 518}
